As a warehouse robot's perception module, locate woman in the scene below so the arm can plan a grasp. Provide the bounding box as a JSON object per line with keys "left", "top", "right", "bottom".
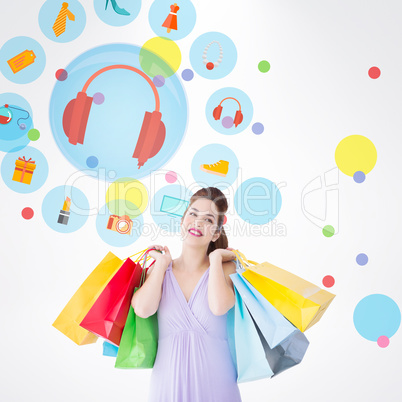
{"left": 132, "top": 187, "right": 242, "bottom": 402}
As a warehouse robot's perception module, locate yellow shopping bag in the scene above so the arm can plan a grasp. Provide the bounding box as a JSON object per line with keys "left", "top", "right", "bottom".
{"left": 232, "top": 250, "right": 335, "bottom": 332}
{"left": 52, "top": 250, "right": 148, "bottom": 345}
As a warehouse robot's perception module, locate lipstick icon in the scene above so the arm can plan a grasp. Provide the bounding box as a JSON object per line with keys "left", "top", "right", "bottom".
{"left": 57, "top": 197, "right": 71, "bottom": 225}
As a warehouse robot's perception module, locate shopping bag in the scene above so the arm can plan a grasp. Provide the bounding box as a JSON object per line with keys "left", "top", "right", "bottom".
{"left": 79, "top": 256, "right": 142, "bottom": 346}
{"left": 227, "top": 286, "right": 274, "bottom": 382}
{"left": 52, "top": 252, "right": 124, "bottom": 345}
{"left": 115, "top": 260, "right": 158, "bottom": 369}
{"left": 103, "top": 341, "right": 119, "bottom": 357}
{"left": 233, "top": 250, "right": 335, "bottom": 332}
{"left": 230, "top": 273, "right": 309, "bottom": 377}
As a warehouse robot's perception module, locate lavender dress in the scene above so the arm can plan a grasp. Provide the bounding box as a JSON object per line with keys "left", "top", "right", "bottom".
{"left": 148, "top": 261, "right": 242, "bottom": 402}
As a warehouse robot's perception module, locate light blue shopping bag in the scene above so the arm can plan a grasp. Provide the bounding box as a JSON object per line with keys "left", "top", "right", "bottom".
{"left": 231, "top": 272, "right": 309, "bottom": 376}
{"left": 103, "top": 340, "right": 119, "bottom": 357}
{"left": 227, "top": 286, "right": 274, "bottom": 383}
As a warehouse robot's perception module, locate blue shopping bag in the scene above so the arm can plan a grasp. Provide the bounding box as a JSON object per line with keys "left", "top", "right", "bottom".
{"left": 103, "top": 340, "right": 119, "bottom": 357}
{"left": 227, "top": 286, "right": 274, "bottom": 383}
{"left": 231, "top": 272, "right": 309, "bottom": 376}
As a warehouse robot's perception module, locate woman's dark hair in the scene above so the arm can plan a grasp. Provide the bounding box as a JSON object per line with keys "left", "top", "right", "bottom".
{"left": 181, "top": 187, "right": 228, "bottom": 255}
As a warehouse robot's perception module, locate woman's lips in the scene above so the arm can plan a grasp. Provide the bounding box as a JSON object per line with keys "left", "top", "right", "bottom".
{"left": 189, "top": 229, "right": 202, "bottom": 237}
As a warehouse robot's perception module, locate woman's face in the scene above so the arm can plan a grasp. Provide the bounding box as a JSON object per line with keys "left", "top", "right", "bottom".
{"left": 181, "top": 198, "right": 221, "bottom": 245}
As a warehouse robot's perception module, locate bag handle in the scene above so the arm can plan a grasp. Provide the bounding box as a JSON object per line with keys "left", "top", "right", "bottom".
{"left": 232, "top": 249, "right": 260, "bottom": 269}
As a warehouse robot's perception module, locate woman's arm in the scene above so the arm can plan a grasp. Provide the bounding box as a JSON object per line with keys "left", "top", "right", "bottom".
{"left": 208, "top": 250, "right": 237, "bottom": 316}
{"left": 131, "top": 246, "right": 172, "bottom": 318}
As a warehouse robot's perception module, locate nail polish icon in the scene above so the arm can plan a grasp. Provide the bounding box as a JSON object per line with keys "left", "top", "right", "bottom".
{"left": 105, "top": 0, "right": 130, "bottom": 16}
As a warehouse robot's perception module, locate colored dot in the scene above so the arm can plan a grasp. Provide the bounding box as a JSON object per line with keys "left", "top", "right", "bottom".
{"left": 335, "top": 135, "right": 377, "bottom": 177}
{"left": 322, "top": 275, "right": 335, "bottom": 288}
{"left": 19, "top": 123, "right": 26, "bottom": 130}
{"left": 252, "top": 122, "right": 264, "bottom": 135}
{"left": 140, "top": 37, "right": 182, "bottom": 78}
{"left": 182, "top": 69, "right": 194, "bottom": 81}
{"left": 353, "top": 294, "right": 401, "bottom": 342}
{"left": 258, "top": 60, "right": 271, "bottom": 73}
{"left": 353, "top": 171, "right": 366, "bottom": 183}
{"left": 153, "top": 75, "right": 165, "bottom": 87}
{"left": 28, "top": 129, "right": 40, "bottom": 141}
{"left": 356, "top": 253, "right": 368, "bottom": 266}
{"left": 86, "top": 156, "right": 99, "bottom": 168}
{"left": 368, "top": 67, "right": 381, "bottom": 79}
{"left": 222, "top": 116, "right": 234, "bottom": 129}
{"left": 322, "top": 225, "right": 335, "bottom": 237}
{"left": 55, "top": 69, "right": 68, "bottom": 81}
{"left": 22, "top": 207, "right": 34, "bottom": 220}
{"left": 377, "top": 335, "right": 390, "bottom": 348}
{"left": 165, "top": 171, "right": 177, "bottom": 183}
{"left": 93, "top": 93, "right": 105, "bottom": 105}
{"left": 206, "top": 62, "right": 215, "bottom": 70}
{"left": 223, "top": 215, "right": 227, "bottom": 225}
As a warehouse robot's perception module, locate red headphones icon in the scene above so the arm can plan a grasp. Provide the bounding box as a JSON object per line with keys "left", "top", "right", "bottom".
{"left": 62, "top": 64, "right": 166, "bottom": 169}
{"left": 213, "top": 97, "right": 243, "bottom": 127}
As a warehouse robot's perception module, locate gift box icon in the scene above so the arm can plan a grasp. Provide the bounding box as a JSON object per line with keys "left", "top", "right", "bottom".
{"left": 12, "top": 156, "right": 36, "bottom": 185}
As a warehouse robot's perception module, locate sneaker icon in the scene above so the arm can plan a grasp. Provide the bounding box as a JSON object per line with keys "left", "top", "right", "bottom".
{"left": 199, "top": 160, "right": 229, "bottom": 177}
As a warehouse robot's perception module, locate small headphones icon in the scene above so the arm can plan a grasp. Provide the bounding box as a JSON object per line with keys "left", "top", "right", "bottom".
{"left": 62, "top": 64, "right": 166, "bottom": 169}
{"left": 212, "top": 97, "right": 243, "bottom": 127}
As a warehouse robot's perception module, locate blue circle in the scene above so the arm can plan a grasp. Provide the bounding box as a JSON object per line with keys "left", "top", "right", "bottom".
{"left": 182, "top": 69, "right": 194, "bottom": 81}
{"left": 353, "top": 294, "right": 401, "bottom": 341}
{"left": 39, "top": 0, "right": 86, "bottom": 43}
{"left": 1, "top": 146, "right": 49, "bottom": 193}
{"left": 191, "top": 143, "right": 239, "bottom": 190}
{"left": 0, "top": 37, "right": 46, "bottom": 84}
{"left": 42, "top": 186, "right": 90, "bottom": 233}
{"left": 0, "top": 93, "right": 33, "bottom": 151}
{"left": 206, "top": 87, "right": 253, "bottom": 135}
{"left": 353, "top": 171, "right": 366, "bottom": 183}
{"left": 356, "top": 253, "right": 368, "bottom": 266}
{"left": 94, "top": 0, "right": 141, "bottom": 27}
{"left": 149, "top": 0, "right": 196, "bottom": 41}
{"left": 252, "top": 122, "right": 264, "bottom": 135}
{"left": 96, "top": 201, "right": 143, "bottom": 247}
{"left": 150, "top": 184, "right": 193, "bottom": 233}
{"left": 190, "top": 32, "right": 237, "bottom": 80}
{"left": 235, "top": 177, "right": 283, "bottom": 225}
{"left": 49, "top": 44, "right": 188, "bottom": 180}
{"left": 86, "top": 156, "right": 99, "bottom": 168}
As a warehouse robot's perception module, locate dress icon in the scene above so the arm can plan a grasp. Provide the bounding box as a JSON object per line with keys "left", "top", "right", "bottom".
{"left": 148, "top": 261, "right": 242, "bottom": 402}
{"left": 162, "top": 3, "right": 179, "bottom": 33}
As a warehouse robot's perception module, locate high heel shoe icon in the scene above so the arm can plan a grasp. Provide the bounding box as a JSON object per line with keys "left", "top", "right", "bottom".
{"left": 105, "top": 0, "right": 130, "bottom": 16}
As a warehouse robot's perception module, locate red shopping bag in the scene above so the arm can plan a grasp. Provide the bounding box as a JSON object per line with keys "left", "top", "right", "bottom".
{"left": 79, "top": 256, "right": 144, "bottom": 346}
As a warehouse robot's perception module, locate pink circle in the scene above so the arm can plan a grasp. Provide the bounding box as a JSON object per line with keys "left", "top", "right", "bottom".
{"left": 322, "top": 275, "right": 335, "bottom": 288}
{"left": 222, "top": 116, "right": 234, "bottom": 129}
{"left": 377, "top": 335, "right": 389, "bottom": 348}
{"left": 368, "top": 67, "right": 381, "bottom": 79}
{"left": 21, "top": 207, "right": 34, "bottom": 220}
{"left": 55, "top": 69, "right": 68, "bottom": 81}
{"left": 165, "top": 171, "right": 177, "bottom": 183}
{"left": 223, "top": 215, "right": 227, "bottom": 225}
{"left": 93, "top": 93, "right": 105, "bottom": 105}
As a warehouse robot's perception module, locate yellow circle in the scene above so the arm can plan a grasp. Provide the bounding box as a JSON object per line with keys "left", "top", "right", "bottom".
{"left": 335, "top": 135, "right": 377, "bottom": 176}
{"left": 140, "top": 37, "right": 181, "bottom": 78}
{"left": 106, "top": 178, "right": 148, "bottom": 218}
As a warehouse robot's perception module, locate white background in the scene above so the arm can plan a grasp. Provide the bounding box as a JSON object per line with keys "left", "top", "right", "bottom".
{"left": 1, "top": 0, "right": 401, "bottom": 401}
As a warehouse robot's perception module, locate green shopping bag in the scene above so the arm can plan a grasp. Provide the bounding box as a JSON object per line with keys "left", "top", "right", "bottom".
{"left": 115, "top": 263, "right": 158, "bottom": 369}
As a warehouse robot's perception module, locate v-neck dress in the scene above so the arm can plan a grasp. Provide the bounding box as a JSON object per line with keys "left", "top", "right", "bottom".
{"left": 148, "top": 261, "right": 242, "bottom": 402}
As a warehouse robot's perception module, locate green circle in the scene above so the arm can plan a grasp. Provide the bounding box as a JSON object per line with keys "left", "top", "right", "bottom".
{"left": 322, "top": 225, "right": 335, "bottom": 237}
{"left": 258, "top": 60, "right": 270, "bottom": 73}
{"left": 28, "top": 129, "right": 40, "bottom": 141}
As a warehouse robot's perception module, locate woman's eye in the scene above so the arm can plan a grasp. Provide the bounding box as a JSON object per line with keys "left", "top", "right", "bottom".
{"left": 206, "top": 218, "right": 213, "bottom": 223}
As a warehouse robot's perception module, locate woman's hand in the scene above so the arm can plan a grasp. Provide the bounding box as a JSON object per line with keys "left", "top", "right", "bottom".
{"left": 209, "top": 247, "right": 237, "bottom": 263}
{"left": 146, "top": 245, "right": 172, "bottom": 269}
